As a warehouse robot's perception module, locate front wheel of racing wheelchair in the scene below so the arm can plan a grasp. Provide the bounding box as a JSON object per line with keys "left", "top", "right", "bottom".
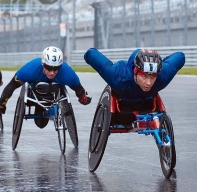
{"left": 158, "top": 111, "right": 176, "bottom": 178}
{"left": 12, "top": 82, "right": 78, "bottom": 154}
{"left": 88, "top": 85, "right": 176, "bottom": 179}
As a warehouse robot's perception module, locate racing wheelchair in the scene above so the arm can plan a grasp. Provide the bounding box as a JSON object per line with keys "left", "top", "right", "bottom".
{"left": 12, "top": 82, "right": 78, "bottom": 154}
{"left": 88, "top": 85, "right": 176, "bottom": 179}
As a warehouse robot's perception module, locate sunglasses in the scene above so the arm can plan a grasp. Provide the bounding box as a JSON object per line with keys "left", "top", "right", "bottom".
{"left": 43, "top": 63, "right": 61, "bottom": 71}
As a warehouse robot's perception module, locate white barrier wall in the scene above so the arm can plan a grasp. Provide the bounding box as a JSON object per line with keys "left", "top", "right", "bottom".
{"left": 0, "top": 46, "right": 196, "bottom": 67}
{"left": 70, "top": 46, "right": 197, "bottom": 67}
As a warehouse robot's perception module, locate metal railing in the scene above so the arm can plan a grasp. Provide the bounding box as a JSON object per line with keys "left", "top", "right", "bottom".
{"left": 0, "top": 46, "right": 196, "bottom": 67}
{"left": 70, "top": 46, "right": 197, "bottom": 67}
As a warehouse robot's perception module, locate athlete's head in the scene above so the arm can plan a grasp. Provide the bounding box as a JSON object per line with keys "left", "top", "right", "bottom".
{"left": 42, "top": 46, "right": 63, "bottom": 79}
{"left": 134, "top": 49, "right": 162, "bottom": 92}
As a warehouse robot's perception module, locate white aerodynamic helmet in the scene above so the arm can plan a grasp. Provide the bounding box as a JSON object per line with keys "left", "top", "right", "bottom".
{"left": 42, "top": 46, "right": 63, "bottom": 67}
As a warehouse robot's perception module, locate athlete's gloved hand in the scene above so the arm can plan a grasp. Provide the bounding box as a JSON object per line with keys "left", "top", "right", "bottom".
{"left": 0, "top": 104, "right": 6, "bottom": 114}
{"left": 78, "top": 92, "right": 92, "bottom": 105}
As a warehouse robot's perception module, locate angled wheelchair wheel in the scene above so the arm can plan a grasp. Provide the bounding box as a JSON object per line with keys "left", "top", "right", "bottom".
{"left": 12, "top": 96, "right": 25, "bottom": 150}
{"left": 0, "top": 113, "right": 3, "bottom": 133}
{"left": 158, "top": 112, "right": 176, "bottom": 179}
{"left": 88, "top": 85, "right": 111, "bottom": 172}
{"left": 61, "top": 100, "right": 78, "bottom": 148}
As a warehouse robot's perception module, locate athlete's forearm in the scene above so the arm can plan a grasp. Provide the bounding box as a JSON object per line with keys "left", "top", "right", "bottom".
{"left": 0, "top": 75, "right": 23, "bottom": 105}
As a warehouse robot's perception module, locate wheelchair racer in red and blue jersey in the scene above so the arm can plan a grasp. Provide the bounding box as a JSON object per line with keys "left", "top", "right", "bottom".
{"left": 84, "top": 48, "right": 185, "bottom": 127}
{"left": 84, "top": 48, "right": 185, "bottom": 101}
{"left": 0, "top": 46, "right": 91, "bottom": 128}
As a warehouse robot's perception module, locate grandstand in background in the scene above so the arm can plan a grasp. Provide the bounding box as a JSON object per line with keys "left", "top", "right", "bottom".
{"left": 0, "top": 0, "right": 196, "bottom": 53}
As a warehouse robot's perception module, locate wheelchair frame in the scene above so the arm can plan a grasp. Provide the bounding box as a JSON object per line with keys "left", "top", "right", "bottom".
{"left": 88, "top": 85, "right": 176, "bottom": 179}
{"left": 12, "top": 82, "right": 78, "bottom": 154}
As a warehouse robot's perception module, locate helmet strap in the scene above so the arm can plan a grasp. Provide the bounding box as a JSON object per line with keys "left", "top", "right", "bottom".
{"left": 134, "top": 67, "right": 157, "bottom": 76}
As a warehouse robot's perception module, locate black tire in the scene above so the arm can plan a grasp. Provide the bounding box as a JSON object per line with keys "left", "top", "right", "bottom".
{"left": 88, "top": 85, "right": 111, "bottom": 172}
{"left": 12, "top": 97, "right": 25, "bottom": 150}
{"left": 57, "top": 101, "right": 66, "bottom": 154}
{"left": 57, "top": 127, "right": 66, "bottom": 154}
{"left": 0, "top": 113, "right": 3, "bottom": 133}
{"left": 158, "top": 112, "right": 176, "bottom": 178}
{"left": 61, "top": 100, "right": 78, "bottom": 148}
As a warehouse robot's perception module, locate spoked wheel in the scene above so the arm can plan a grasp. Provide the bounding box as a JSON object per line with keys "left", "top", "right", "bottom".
{"left": 88, "top": 85, "right": 112, "bottom": 172}
{"left": 158, "top": 112, "right": 176, "bottom": 179}
{"left": 0, "top": 113, "right": 3, "bottom": 133}
{"left": 12, "top": 97, "right": 25, "bottom": 150}
{"left": 56, "top": 102, "right": 66, "bottom": 154}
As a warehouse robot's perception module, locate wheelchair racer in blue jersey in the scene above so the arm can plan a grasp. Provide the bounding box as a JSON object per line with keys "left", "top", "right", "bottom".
{"left": 84, "top": 48, "right": 185, "bottom": 102}
{"left": 0, "top": 46, "right": 91, "bottom": 128}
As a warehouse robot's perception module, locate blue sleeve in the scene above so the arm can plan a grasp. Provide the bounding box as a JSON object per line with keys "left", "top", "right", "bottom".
{"left": 157, "top": 52, "right": 185, "bottom": 87}
{"left": 84, "top": 48, "right": 113, "bottom": 72}
{"left": 16, "top": 58, "right": 43, "bottom": 82}
{"left": 84, "top": 48, "right": 116, "bottom": 86}
{"left": 56, "top": 62, "right": 80, "bottom": 88}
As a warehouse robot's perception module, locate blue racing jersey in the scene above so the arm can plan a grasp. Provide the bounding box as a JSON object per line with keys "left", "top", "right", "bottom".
{"left": 84, "top": 48, "right": 185, "bottom": 100}
{"left": 16, "top": 58, "right": 80, "bottom": 89}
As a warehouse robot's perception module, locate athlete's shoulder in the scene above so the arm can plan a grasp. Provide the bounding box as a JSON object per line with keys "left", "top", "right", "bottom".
{"left": 16, "top": 58, "right": 43, "bottom": 82}
{"left": 162, "top": 51, "right": 185, "bottom": 70}
{"left": 26, "top": 58, "right": 42, "bottom": 66}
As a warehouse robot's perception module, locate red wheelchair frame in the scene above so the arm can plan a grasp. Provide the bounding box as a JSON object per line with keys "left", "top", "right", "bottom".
{"left": 109, "top": 92, "right": 166, "bottom": 133}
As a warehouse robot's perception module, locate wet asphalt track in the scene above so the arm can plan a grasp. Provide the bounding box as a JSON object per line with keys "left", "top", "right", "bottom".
{"left": 0, "top": 71, "right": 197, "bottom": 192}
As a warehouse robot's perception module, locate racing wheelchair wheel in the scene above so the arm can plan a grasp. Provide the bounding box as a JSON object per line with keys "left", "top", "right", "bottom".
{"left": 158, "top": 112, "right": 176, "bottom": 179}
{"left": 60, "top": 100, "right": 78, "bottom": 148}
{"left": 56, "top": 101, "right": 67, "bottom": 154}
{"left": 12, "top": 96, "right": 25, "bottom": 150}
{"left": 0, "top": 113, "right": 3, "bottom": 133}
{"left": 88, "top": 85, "right": 111, "bottom": 172}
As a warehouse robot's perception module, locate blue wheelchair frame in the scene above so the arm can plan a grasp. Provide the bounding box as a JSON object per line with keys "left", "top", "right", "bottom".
{"left": 135, "top": 113, "right": 171, "bottom": 147}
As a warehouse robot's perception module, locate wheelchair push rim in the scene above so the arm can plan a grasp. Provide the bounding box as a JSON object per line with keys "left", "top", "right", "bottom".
{"left": 158, "top": 112, "right": 176, "bottom": 179}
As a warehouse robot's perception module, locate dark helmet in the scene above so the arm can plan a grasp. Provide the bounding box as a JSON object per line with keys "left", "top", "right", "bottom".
{"left": 134, "top": 49, "right": 162, "bottom": 74}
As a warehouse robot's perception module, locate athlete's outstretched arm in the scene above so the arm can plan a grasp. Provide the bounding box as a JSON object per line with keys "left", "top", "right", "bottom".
{"left": 158, "top": 51, "right": 185, "bottom": 87}
{"left": 84, "top": 48, "right": 116, "bottom": 86}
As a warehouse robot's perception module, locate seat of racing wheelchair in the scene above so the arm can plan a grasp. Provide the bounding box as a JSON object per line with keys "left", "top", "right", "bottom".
{"left": 34, "top": 82, "right": 60, "bottom": 95}
{"left": 111, "top": 93, "right": 165, "bottom": 126}
{"left": 26, "top": 82, "right": 62, "bottom": 106}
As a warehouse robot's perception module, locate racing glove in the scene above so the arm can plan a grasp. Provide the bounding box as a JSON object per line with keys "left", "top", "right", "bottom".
{"left": 0, "top": 103, "right": 6, "bottom": 114}
{"left": 78, "top": 92, "right": 92, "bottom": 105}
{"left": 0, "top": 97, "right": 8, "bottom": 114}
